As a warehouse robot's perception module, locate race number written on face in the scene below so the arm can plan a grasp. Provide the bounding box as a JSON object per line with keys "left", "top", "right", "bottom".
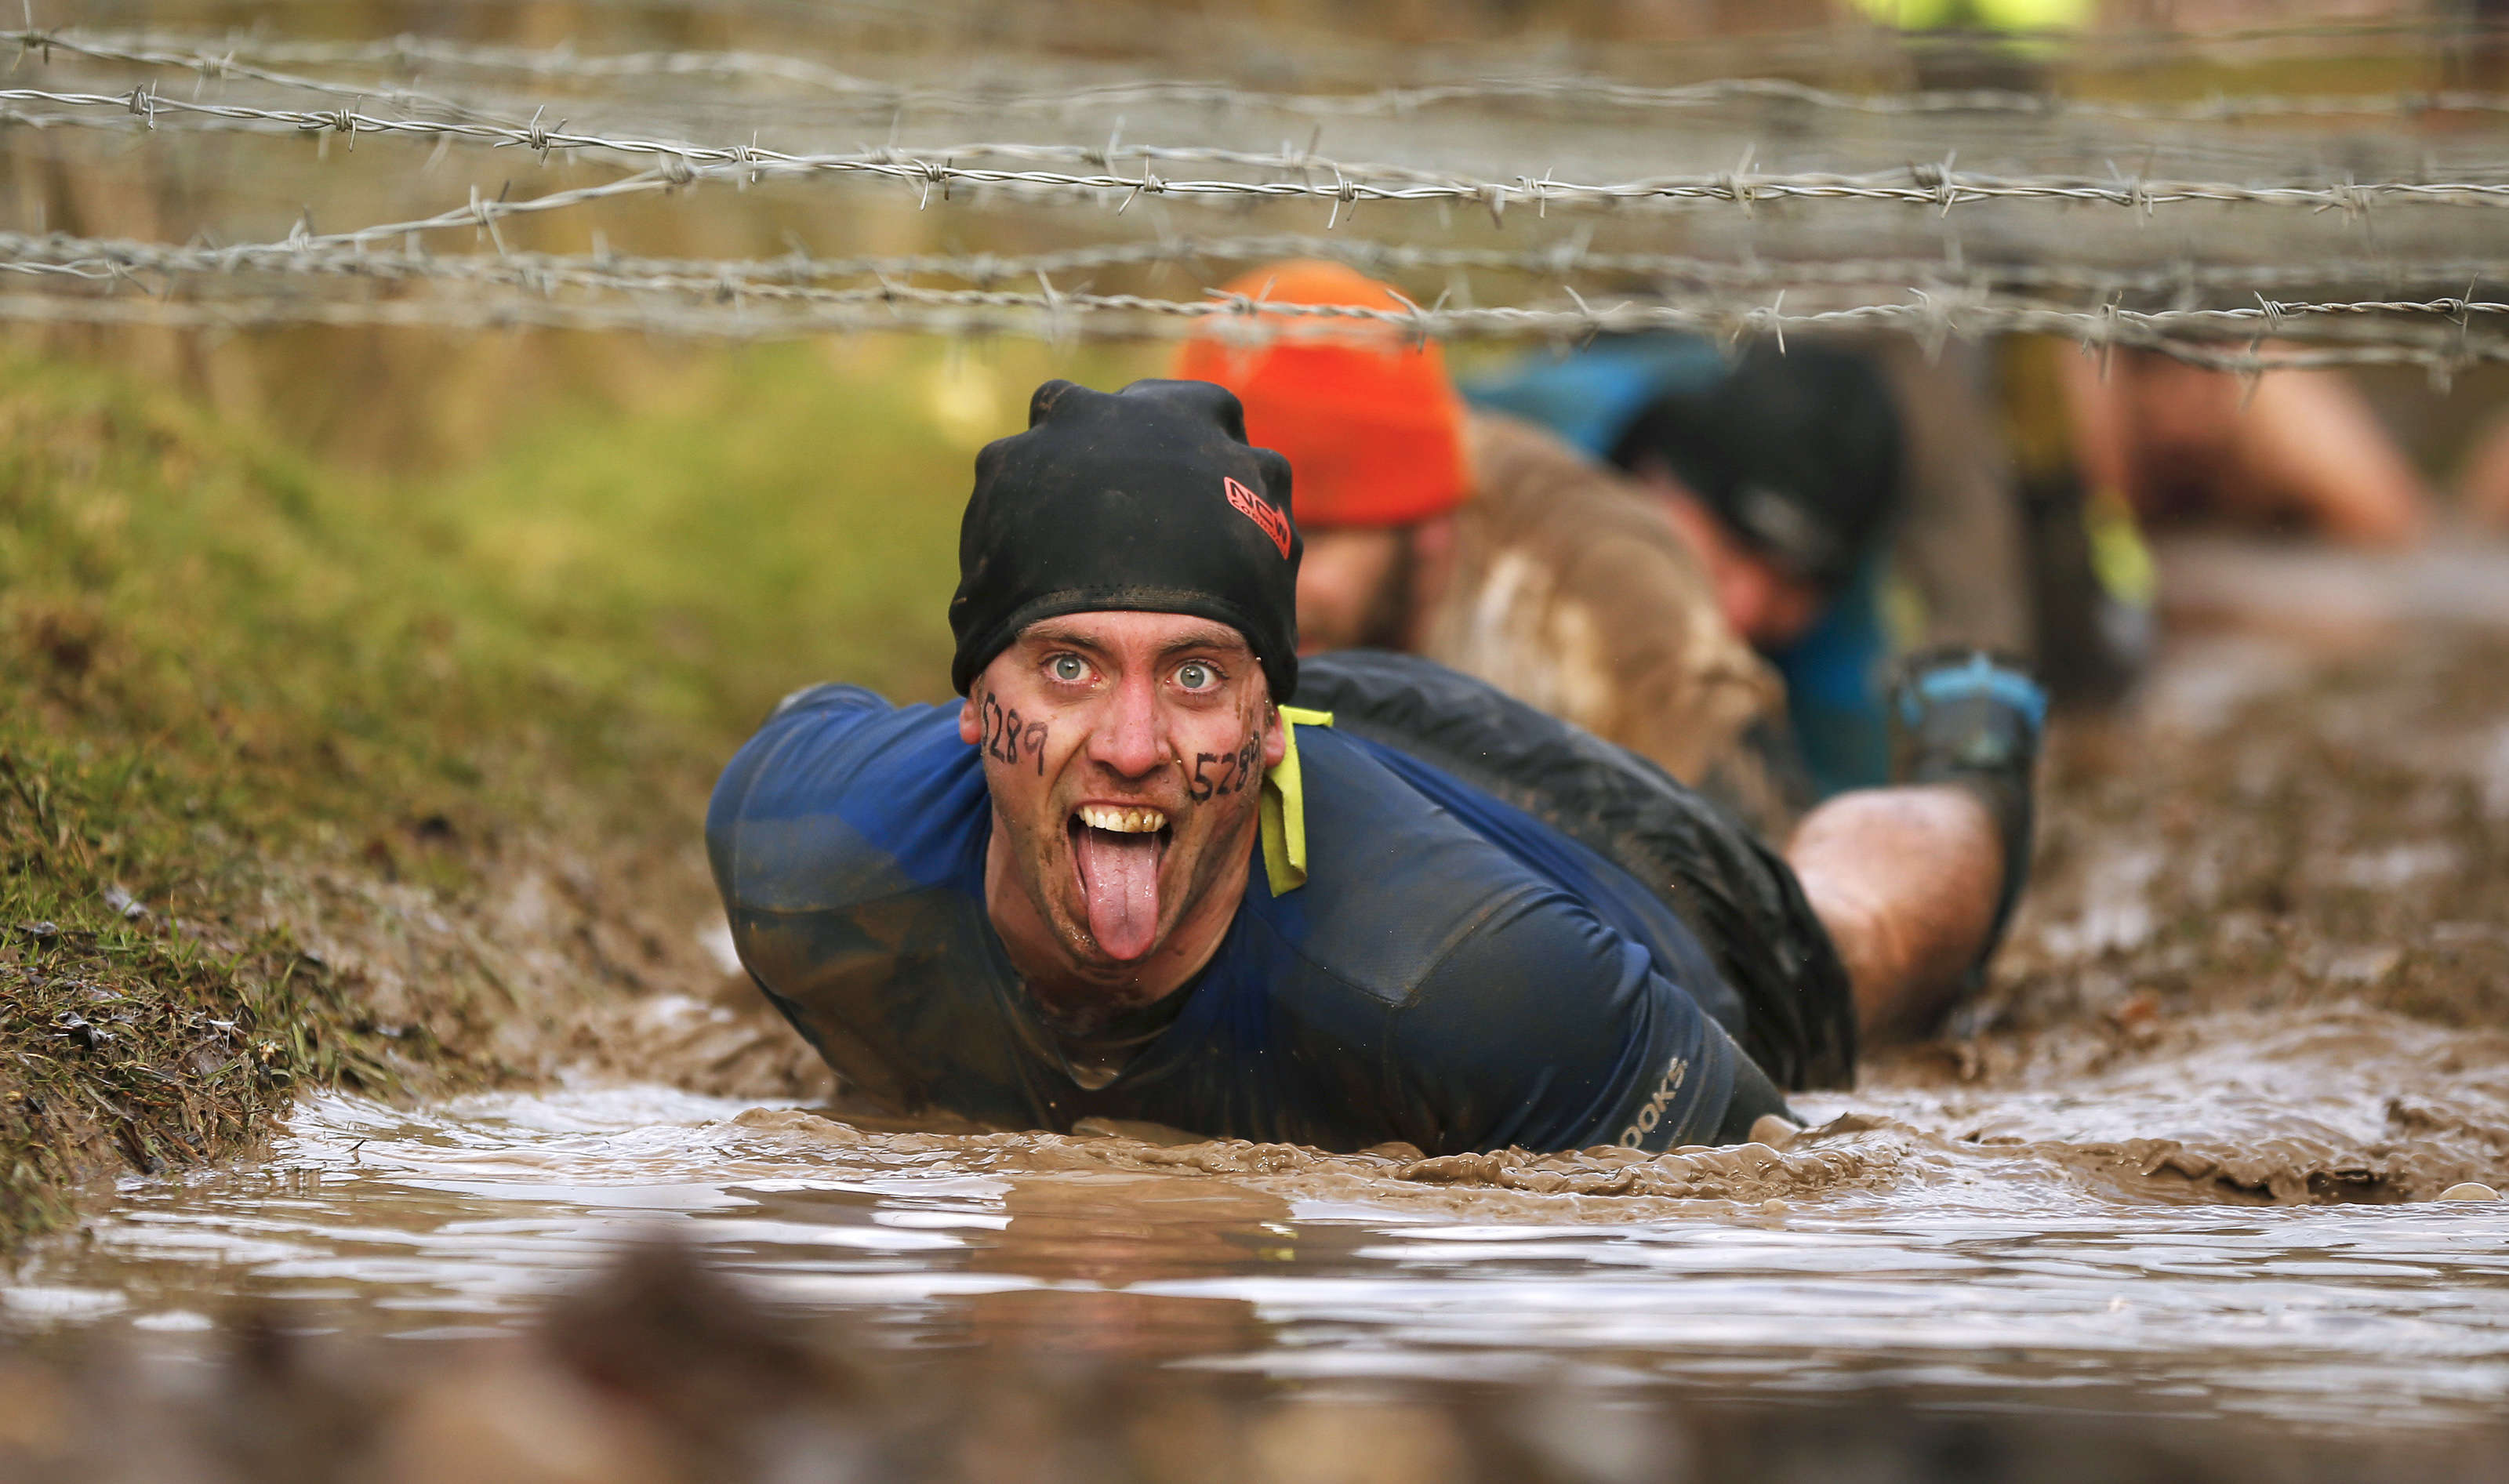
{"left": 979, "top": 690, "right": 1050, "bottom": 775}
{"left": 1187, "top": 731, "right": 1264, "bottom": 801}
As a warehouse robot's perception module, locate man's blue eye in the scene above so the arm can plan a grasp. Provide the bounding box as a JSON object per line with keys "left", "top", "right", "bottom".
{"left": 1178, "top": 662, "right": 1213, "bottom": 689}
{"left": 1051, "top": 655, "right": 1085, "bottom": 681}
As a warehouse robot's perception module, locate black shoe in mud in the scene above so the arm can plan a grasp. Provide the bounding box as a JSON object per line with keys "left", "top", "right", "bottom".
{"left": 1889, "top": 648, "right": 2047, "bottom": 984}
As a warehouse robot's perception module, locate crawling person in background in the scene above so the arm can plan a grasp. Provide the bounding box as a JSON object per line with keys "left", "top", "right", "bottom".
{"left": 2059, "top": 348, "right": 2431, "bottom": 549}
{"left": 707, "top": 378, "right": 2046, "bottom": 1156}
{"left": 1468, "top": 333, "right": 1917, "bottom": 800}
{"left": 1173, "top": 263, "right": 1795, "bottom": 826}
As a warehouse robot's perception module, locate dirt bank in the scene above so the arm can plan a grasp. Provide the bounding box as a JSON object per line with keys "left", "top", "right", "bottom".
{"left": 0, "top": 339, "right": 977, "bottom": 1249}
{"left": 0, "top": 680, "right": 779, "bottom": 1247}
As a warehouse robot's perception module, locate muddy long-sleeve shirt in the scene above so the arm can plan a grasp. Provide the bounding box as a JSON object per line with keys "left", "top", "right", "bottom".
{"left": 706, "top": 680, "right": 1787, "bottom": 1156}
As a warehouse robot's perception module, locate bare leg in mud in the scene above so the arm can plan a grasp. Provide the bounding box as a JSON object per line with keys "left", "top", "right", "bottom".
{"left": 1785, "top": 784, "right": 2002, "bottom": 1045}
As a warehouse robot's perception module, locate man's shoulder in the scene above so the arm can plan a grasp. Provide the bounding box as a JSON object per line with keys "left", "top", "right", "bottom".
{"left": 1276, "top": 725, "right": 1603, "bottom": 1010}
{"left": 706, "top": 684, "right": 986, "bottom": 913}
{"left": 1262, "top": 722, "right": 1698, "bottom": 1152}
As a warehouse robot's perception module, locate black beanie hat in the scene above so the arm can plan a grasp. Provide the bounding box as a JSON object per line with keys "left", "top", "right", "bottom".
{"left": 1607, "top": 339, "right": 1904, "bottom": 596}
{"left": 949, "top": 378, "right": 1302, "bottom": 702}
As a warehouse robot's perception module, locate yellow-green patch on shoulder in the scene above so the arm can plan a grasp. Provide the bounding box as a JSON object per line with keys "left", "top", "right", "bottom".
{"left": 1259, "top": 706, "right": 1332, "bottom": 895}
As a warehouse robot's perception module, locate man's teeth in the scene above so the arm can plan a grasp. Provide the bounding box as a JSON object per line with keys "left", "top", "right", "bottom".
{"left": 1078, "top": 804, "right": 1167, "bottom": 834}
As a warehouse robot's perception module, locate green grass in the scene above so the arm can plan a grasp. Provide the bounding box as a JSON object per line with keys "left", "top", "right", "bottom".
{"left": 0, "top": 331, "right": 1162, "bottom": 1245}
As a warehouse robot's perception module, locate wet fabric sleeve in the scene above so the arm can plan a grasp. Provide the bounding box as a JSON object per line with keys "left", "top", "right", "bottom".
{"left": 706, "top": 686, "right": 1036, "bottom": 1120}
{"left": 708, "top": 684, "right": 915, "bottom": 903}
{"left": 1386, "top": 881, "right": 1787, "bottom": 1153}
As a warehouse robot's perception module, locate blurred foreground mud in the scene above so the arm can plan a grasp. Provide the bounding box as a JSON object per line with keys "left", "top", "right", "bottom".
{"left": 5, "top": 1239, "right": 2504, "bottom": 1484}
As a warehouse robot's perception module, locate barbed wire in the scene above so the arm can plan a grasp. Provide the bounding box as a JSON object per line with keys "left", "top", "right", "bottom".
{"left": 5, "top": 269, "right": 2504, "bottom": 379}
{"left": 6, "top": 227, "right": 2506, "bottom": 303}
{"left": 18, "top": 27, "right": 2509, "bottom": 127}
{"left": 2, "top": 29, "right": 510, "bottom": 121}
{"left": 20, "top": 225, "right": 2509, "bottom": 315}
{"left": 5, "top": 204, "right": 2500, "bottom": 362}
{"left": 12, "top": 22, "right": 2509, "bottom": 383}
{"left": 24, "top": 245, "right": 2486, "bottom": 332}
{"left": 9, "top": 85, "right": 2509, "bottom": 225}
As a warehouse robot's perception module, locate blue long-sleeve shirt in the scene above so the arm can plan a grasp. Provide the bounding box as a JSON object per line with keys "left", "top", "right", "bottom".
{"left": 706, "top": 683, "right": 1781, "bottom": 1154}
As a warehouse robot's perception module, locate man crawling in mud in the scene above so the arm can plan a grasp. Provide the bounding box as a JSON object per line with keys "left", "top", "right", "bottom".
{"left": 706, "top": 379, "right": 2044, "bottom": 1153}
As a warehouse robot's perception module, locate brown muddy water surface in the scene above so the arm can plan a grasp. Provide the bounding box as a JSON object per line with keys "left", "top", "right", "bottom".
{"left": 10, "top": 541, "right": 2509, "bottom": 1445}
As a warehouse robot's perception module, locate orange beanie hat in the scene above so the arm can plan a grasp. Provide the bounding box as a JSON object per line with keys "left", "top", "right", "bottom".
{"left": 1173, "top": 261, "right": 1469, "bottom": 529}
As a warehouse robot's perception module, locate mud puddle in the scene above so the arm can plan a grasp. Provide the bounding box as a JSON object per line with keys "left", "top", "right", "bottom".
{"left": 11, "top": 1000, "right": 2509, "bottom": 1437}
{"left": 10, "top": 542, "right": 2509, "bottom": 1439}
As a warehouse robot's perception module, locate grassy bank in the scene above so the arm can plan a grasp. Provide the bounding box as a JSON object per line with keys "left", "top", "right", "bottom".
{"left": 0, "top": 332, "right": 1159, "bottom": 1246}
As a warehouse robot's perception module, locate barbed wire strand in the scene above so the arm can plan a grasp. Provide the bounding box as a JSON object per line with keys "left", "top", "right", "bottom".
{"left": 5, "top": 231, "right": 2505, "bottom": 356}
{"left": 19, "top": 27, "right": 2509, "bottom": 126}
{"left": 9, "top": 87, "right": 2509, "bottom": 223}
{"left": 5, "top": 276, "right": 2504, "bottom": 377}
{"left": 3, "top": 28, "right": 514, "bottom": 122}
{"left": 6, "top": 227, "right": 2507, "bottom": 302}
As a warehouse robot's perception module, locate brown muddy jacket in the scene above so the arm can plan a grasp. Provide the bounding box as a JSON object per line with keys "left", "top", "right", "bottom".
{"left": 1416, "top": 412, "right": 1787, "bottom": 818}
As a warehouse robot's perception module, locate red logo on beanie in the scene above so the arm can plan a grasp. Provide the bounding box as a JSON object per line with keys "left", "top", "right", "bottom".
{"left": 1224, "top": 476, "right": 1292, "bottom": 558}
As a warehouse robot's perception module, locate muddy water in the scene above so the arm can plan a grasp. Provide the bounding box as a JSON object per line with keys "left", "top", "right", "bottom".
{"left": 12, "top": 544, "right": 2509, "bottom": 1439}
{"left": 13, "top": 1050, "right": 2509, "bottom": 1433}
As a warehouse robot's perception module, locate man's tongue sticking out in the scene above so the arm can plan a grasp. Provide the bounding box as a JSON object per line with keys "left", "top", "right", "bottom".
{"left": 1072, "top": 815, "right": 1165, "bottom": 961}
